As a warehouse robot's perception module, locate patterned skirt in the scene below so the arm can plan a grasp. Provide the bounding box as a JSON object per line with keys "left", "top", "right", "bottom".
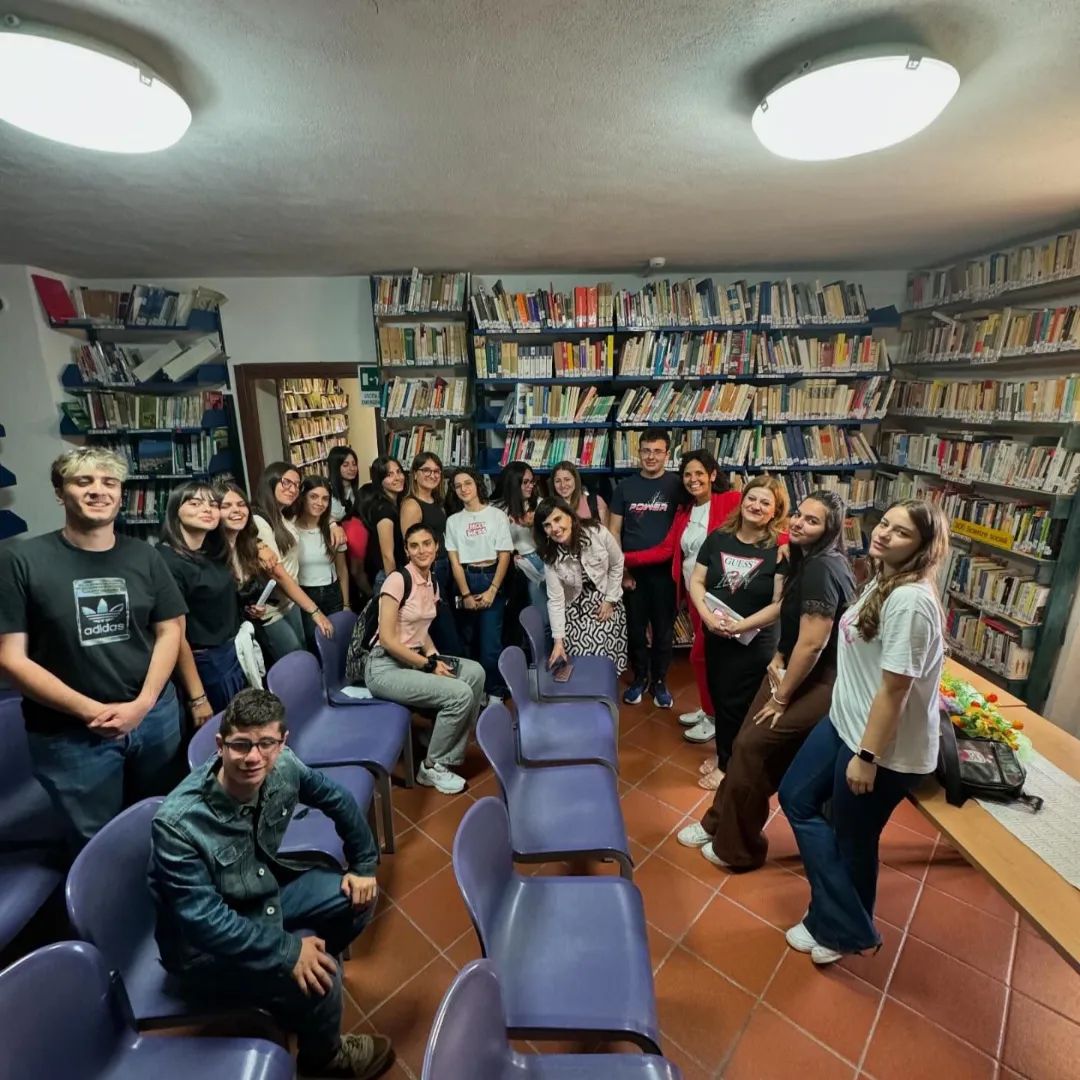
{"left": 564, "top": 582, "right": 628, "bottom": 674}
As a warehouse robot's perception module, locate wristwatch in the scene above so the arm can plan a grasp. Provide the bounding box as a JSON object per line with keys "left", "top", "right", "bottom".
{"left": 856, "top": 747, "right": 878, "bottom": 764}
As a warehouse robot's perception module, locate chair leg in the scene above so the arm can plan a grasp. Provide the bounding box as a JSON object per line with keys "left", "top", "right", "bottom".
{"left": 377, "top": 771, "right": 396, "bottom": 854}
{"left": 366, "top": 803, "right": 382, "bottom": 855}
{"left": 605, "top": 699, "right": 619, "bottom": 741}
{"left": 403, "top": 728, "right": 416, "bottom": 788}
{"left": 616, "top": 852, "right": 634, "bottom": 881}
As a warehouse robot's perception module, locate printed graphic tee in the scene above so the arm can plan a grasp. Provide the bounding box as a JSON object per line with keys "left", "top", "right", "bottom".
{"left": 0, "top": 531, "right": 187, "bottom": 733}
{"left": 695, "top": 530, "right": 784, "bottom": 650}
{"left": 444, "top": 504, "right": 514, "bottom": 565}
{"left": 610, "top": 472, "right": 682, "bottom": 552}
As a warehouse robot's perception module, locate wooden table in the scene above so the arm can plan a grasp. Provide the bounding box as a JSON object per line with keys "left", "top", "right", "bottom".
{"left": 914, "top": 669, "right": 1080, "bottom": 972}
{"left": 942, "top": 657, "right": 1026, "bottom": 708}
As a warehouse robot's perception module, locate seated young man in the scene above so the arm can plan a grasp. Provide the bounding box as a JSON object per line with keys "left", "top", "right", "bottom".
{"left": 149, "top": 688, "right": 392, "bottom": 1079}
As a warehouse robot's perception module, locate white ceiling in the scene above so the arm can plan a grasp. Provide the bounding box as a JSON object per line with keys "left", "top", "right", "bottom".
{"left": 2, "top": 0, "right": 1080, "bottom": 278}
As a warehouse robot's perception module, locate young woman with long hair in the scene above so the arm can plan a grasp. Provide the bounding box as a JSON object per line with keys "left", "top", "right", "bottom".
{"left": 445, "top": 466, "right": 514, "bottom": 698}
{"left": 687, "top": 476, "right": 789, "bottom": 790}
{"left": 621, "top": 449, "right": 741, "bottom": 742}
{"left": 551, "top": 460, "right": 608, "bottom": 524}
{"left": 158, "top": 480, "right": 246, "bottom": 723}
{"left": 778, "top": 500, "right": 948, "bottom": 964}
{"left": 493, "top": 460, "right": 548, "bottom": 639}
{"left": 679, "top": 491, "right": 855, "bottom": 872}
{"left": 326, "top": 445, "right": 361, "bottom": 522}
{"left": 359, "top": 454, "right": 406, "bottom": 588}
{"left": 533, "top": 497, "right": 627, "bottom": 674}
{"left": 294, "top": 475, "right": 350, "bottom": 651}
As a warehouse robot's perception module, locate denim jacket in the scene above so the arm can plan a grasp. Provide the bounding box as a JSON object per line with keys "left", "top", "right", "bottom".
{"left": 543, "top": 524, "right": 624, "bottom": 639}
{"left": 149, "top": 747, "right": 378, "bottom": 975}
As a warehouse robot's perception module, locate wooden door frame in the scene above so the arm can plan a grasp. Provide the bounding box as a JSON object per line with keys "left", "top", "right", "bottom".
{"left": 233, "top": 363, "right": 362, "bottom": 489}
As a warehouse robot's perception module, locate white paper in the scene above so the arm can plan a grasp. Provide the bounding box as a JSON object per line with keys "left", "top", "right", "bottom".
{"left": 338, "top": 686, "right": 374, "bottom": 700}
{"left": 256, "top": 579, "right": 277, "bottom": 607}
{"left": 705, "top": 592, "right": 760, "bottom": 645}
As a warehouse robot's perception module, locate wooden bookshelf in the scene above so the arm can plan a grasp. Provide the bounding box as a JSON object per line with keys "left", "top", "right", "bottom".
{"left": 278, "top": 378, "right": 349, "bottom": 476}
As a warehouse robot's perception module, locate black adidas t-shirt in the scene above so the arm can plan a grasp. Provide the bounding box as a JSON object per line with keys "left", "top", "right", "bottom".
{"left": 0, "top": 531, "right": 187, "bottom": 733}
{"left": 696, "top": 530, "right": 784, "bottom": 648}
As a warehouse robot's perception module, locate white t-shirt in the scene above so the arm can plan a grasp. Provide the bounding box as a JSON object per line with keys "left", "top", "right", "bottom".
{"left": 296, "top": 526, "right": 342, "bottom": 587}
{"left": 254, "top": 514, "right": 300, "bottom": 623}
{"left": 507, "top": 517, "right": 536, "bottom": 556}
{"left": 831, "top": 579, "right": 945, "bottom": 774}
{"left": 445, "top": 504, "right": 514, "bottom": 564}
{"left": 681, "top": 501, "right": 711, "bottom": 590}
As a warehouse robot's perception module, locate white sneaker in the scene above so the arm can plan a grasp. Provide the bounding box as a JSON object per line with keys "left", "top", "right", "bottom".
{"left": 785, "top": 921, "right": 818, "bottom": 953}
{"left": 417, "top": 761, "right": 467, "bottom": 795}
{"left": 679, "top": 708, "right": 707, "bottom": 727}
{"left": 811, "top": 944, "right": 843, "bottom": 966}
{"left": 677, "top": 822, "right": 713, "bottom": 847}
{"left": 684, "top": 717, "right": 716, "bottom": 744}
{"left": 700, "top": 844, "right": 730, "bottom": 869}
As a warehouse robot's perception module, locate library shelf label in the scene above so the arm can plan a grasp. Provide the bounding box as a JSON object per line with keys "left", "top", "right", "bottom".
{"left": 952, "top": 518, "right": 1017, "bottom": 552}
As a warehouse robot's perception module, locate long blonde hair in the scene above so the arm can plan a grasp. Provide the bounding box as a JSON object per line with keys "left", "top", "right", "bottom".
{"left": 718, "top": 475, "right": 789, "bottom": 547}
{"left": 856, "top": 498, "right": 949, "bottom": 641}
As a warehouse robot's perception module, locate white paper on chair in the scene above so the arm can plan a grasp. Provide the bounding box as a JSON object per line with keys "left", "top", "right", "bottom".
{"left": 704, "top": 593, "right": 759, "bottom": 645}
{"left": 976, "top": 750, "right": 1080, "bottom": 889}
{"left": 338, "top": 686, "right": 374, "bottom": 700}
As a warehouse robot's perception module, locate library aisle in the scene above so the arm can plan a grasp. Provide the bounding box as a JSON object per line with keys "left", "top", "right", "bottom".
{"left": 347, "top": 660, "right": 1079, "bottom": 1080}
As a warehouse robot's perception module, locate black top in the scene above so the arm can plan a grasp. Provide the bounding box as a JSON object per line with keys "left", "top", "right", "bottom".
{"left": 696, "top": 530, "right": 784, "bottom": 651}
{"left": 0, "top": 532, "right": 187, "bottom": 733}
{"left": 610, "top": 472, "right": 682, "bottom": 552}
{"left": 402, "top": 494, "right": 447, "bottom": 556}
{"left": 777, "top": 552, "right": 856, "bottom": 671}
{"left": 158, "top": 544, "right": 241, "bottom": 649}
{"left": 365, "top": 499, "right": 406, "bottom": 580}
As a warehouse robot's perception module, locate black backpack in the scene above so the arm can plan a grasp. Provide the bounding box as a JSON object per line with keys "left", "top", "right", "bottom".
{"left": 345, "top": 570, "right": 438, "bottom": 685}
{"left": 936, "top": 711, "right": 1043, "bottom": 811}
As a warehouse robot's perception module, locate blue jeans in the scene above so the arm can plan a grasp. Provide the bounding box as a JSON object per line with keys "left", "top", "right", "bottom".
{"left": 778, "top": 718, "right": 922, "bottom": 953}
{"left": 430, "top": 556, "right": 464, "bottom": 656}
{"left": 193, "top": 640, "right": 247, "bottom": 714}
{"left": 256, "top": 604, "right": 306, "bottom": 666}
{"left": 27, "top": 684, "right": 182, "bottom": 853}
{"left": 178, "top": 866, "right": 375, "bottom": 1071}
{"left": 458, "top": 565, "right": 508, "bottom": 696}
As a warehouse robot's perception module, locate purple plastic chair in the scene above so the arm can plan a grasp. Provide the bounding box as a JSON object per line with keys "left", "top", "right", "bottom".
{"left": 266, "top": 650, "right": 413, "bottom": 853}
{"left": 315, "top": 610, "right": 368, "bottom": 706}
{"left": 452, "top": 798, "right": 659, "bottom": 1053}
{"left": 187, "top": 710, "right": 380, "bottom": 864}
{"left": 519, "top": 605, "right": 620, "bottom": 731}
{"left": 423, "top": 959, "right": 681, "bottom": 1079}
{"left": 0, "top": 695, "right": 66, "bottom": 848}
{"left": 476, "top": 702, "right": 632, "bottom": 879}
{"left": 0, "top": 940, "right": 293, "bottom": 1079}
{"left": 0, "top": 851, "right": 64, "bottom": 953}
{"left": 498, "top": 646, "right": 618, "bottom": 773}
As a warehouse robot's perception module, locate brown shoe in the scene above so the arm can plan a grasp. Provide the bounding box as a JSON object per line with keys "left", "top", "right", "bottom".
{"left": 301, "top": 1033, "right": 394, "bottom": 1079}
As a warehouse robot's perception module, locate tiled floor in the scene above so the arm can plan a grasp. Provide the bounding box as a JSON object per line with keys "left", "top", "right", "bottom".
{"left": 347, "top": 659, "right": 1080, "bottom": 1079}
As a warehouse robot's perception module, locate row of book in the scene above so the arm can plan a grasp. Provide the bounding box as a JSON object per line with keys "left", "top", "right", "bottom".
{"left": 377, "top": 323, "right": 468, "bottom": 366}
{"left": 471, "top": 281, "right": 615, "bottom": 330}
{"left": 69, "top": 335, "right": 224, "bottom": 386}
{"left": 906, "top": 228, "right": 1080, "bottom": 309}
{"left": 33, "top": 274, "right": 225, "bottom": 328}
{"left": 891, "top": 375, "right": 1080, "bottom": 424}
{"left": 897, "top": 305, "right": 1080, "bottom": 365}
{"left": 495, "top": 385, "right": 614, "bottom": 425}
{"left": 944, "top": 551, "right": 1050, "bottom": 627}
{"left": 753, "top": 377, "right": 894, "bottom": 422}
{"left": 289, "top": 434, "right": 349, "bottom": 472}
{"left": 372, "top": 271, "right": 469, "bottom": 315}
{"left": 879, "top": 433, "right": 1080, "bottom": 495}
{"left": 382, "top": 377, "right": 469, "bottom": 418}
{"left": 287, "top": 415, "right": 348, "bottom": 444}
{"left": 387, "top": 422, "right": 472, "bottom": 468}
{"left": 615, "top": 382, "right": 753, "bottom": 424}
{"left": 67, "top": 391, "right": 222, "bottom": 432}
{"left": 99, "top": 432, "right": 227, "bottom": 476}
{"left": 873, "top": 471, "right": 1065, "bottom": 560}
{"left": 944, "top": 609, "right": 1033, "bottom": 681}
{"left": 498, "top": 429, "right": 610, "bottom": 469}
{"left": 616, "top": 329, "right": 754, "bottom": 378}
{"left": 118, "top": 484, "right": 174, "bottom": 524}
{"left": 280, "top": 379, "right": 348, "bottom": 415}
{"left": 471, "top": 337, "right": 617, "bottom": 380}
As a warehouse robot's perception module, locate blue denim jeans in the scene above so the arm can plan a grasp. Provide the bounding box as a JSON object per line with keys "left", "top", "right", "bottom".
{"left": 255, "top": 604, "right": 306, "bottom": 667}
{"left": 177, "top": 865, "right": 375, "bottom": 1071}
{"left": 27, "top": 684, "right": 182, "bottom": 853}
{"left": 192, "top": 640, "right": 247, "bottom": 714}
{"left": 458, "top": 565, "right": 508, "bottom": 696}
{"left": 778, "top": 718, "right": 922, "bottom": 954}
{"left": 430, "top": 555, "right": 464, "bottom": 656}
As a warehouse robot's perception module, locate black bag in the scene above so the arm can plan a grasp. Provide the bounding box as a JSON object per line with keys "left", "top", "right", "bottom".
{"left": 936, "top": 711, "right": 1043, "bottom": 811}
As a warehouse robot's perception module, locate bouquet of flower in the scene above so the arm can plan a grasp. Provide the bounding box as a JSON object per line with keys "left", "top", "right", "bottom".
{"left": 938, "top": 672, "right": 1032, "bottom": 759}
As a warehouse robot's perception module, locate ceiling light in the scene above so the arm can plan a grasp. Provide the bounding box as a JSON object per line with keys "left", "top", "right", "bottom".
{"left": 0, "top": 16, "right": 191, "bottom": 153}
{"left": 752, "top": 46, "right": 959, "bottom": 161}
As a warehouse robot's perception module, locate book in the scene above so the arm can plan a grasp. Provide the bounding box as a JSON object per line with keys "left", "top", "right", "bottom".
{"left": 373, "top": 270, "right": 469, "bottom": 315}
{"left": 162, "top": 336, "right": 224, "bottom": 382}
{"left": 32, "top": 274, "right": 78, "bottom": 321}
{"left": 703, "top": 592, "right": 760, "bottom": 644}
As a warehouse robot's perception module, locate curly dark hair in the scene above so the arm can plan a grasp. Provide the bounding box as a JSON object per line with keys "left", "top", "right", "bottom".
{"left": 220, "top": 688, "right": 286, "bottom": 736}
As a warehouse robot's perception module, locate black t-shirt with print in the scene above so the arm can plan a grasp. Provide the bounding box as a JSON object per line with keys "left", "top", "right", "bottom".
{"left": 158, "top": 544, "right": 241, "bottom": 649}
{"left": 364, "top": 499, "right": 406, "bottom": 579}
{"left": 610, "top": 472, "right": 682, "bottom": 552}
{"left": 696, "top": 530, "right": 784, "bottom": 649}
{"left": 0, "top": 531, "right": 188, "bottom": 733}
{"left": 777, "top": 552, "right": 855, "bottom": 669}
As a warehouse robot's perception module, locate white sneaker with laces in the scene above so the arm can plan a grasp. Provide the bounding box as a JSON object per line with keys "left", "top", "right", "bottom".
{"left": 677, "top": 822, "right": 713, "bottom": 847}
{"left": 785, "top": 921, "right": 818, "bottom": 953}
{"left": 417, "top": 761, "right": 467, "bottom": 795}
{"left": 684, "top": 717, "right": 716, "bottom": 744}
{"left": 679, "top": 708, "right": 707, "bottom": 727}
{"left": 811, "top": 944, "right": 843, "bottom": 965}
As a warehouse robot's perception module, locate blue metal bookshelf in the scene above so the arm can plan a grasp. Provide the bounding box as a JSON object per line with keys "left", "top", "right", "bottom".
{"left": 0, "top": 419, "right": 27, "bottom": 540}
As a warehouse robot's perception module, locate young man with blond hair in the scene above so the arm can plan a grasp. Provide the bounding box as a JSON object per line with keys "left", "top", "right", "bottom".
{"left": 0, "top": 447, "right": 186, "bottom": 850}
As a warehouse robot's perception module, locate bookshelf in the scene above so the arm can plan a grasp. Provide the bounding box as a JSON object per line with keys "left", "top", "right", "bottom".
{"left": 0, "top": 421, "right": 27, "bottom": 540}
{"left": 370, "top": 271, "right": 472, "bottom": 467}
{"left": 279, "top": 378, "right": 350, "bottom": 475}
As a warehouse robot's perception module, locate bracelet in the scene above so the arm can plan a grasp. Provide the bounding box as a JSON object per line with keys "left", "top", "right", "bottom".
{"left": 188, "top": 694, "right": 208, "bottom": 707}
{"left": 770, "top": 693, "right": 789, "bottom": 706}
{"left": 309, "top": 607, "right": 322, "bottom": 616}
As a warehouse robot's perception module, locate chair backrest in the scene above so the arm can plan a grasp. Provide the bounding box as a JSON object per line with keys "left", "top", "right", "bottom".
{"left": 0, "top": 696, "right": 65, "bottom": 845}
{"left": 451, "top": 797, "right": 515, "bottom": 955}
{"left": 266, "top": 650, "right": 323, "bottom": 732}
{"left": 421, "top": 959, "right": 512, "bottom": 1079}
{"left": 187, "top": 711, "right": 223, "bottom": 770}
{"left": 475, "top": 702, "right": 520, "bottom": 795}
{"left": 66, "top": 797, "right": 164, "bottom": 978}
{"left": 518, "top": 605, "right": 546, "bottom": 668}
{"left": 497, "top": 645, "right": 531, "bottom": 705}
{"left": 316, "top": 610, "right": 358, "bottom": 694}
{"left": 0, "top": 940, "right": 127, "bottom": 1078}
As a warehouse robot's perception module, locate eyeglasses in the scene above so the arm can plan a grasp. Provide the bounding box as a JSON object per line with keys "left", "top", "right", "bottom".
{"left": 640, "top": 449, "right": 666, "bottom": 457}
{"left": 418, "top": 467, "right": 442, "bottom": 477}
{"left": 222, "top": 737, "right": 285, "bottom": 755}
{"left": 278, "top": 478, "right": 299, "bottom": 491}
{"left": 183, "top": 496, "right": 220, "bottom": 509}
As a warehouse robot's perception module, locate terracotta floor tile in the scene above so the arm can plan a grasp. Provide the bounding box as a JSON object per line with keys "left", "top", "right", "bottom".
{"left": 618, "top": 743, "right": 665, "bottom": 785}
{"left": 665, "top": 737, "right": 715, "bottom": 778}
{"left": 415, "top": 793, "right": 477, "bottom": 853}
{"left": 619, "top": 787, "right": 685, "bottom": 851}
{"left": 634, "top": 852, "right": 716, "bottom": 939}
{"left": 342, "top": 905, "right": 439, "bottom": 1018}
{"left": 444, "top": 928, "right": 482, "bottom": 970}
{"left": 724, "top": 1006, "right": 853, "bottom": 1080}
{"left": 1011, "top": 927, "right": 1080, "bottom": 1024}
{"left": 722, "top": 864, "right": 810, "bottom": 932}
{"left": 394, "top": 864, "right": 473, "bottom": 950}
{"left": 907, "top": 884, "right": 1015, "bottom": 982}
{"left": 762, "top": 808, "right": 802, "bottom": 870}
{"left": 682, "top": 894, "right": 786, "bottom": 996}
{"left": 392, "top": 783, "right": 465, "bottom": 826}
{"left": 878, "top": 820, "right": 936, "bottom": 881}
{"left": 376, "top": 826, "right": 451, "bottom": 901}
{"left": 888, "top": 936, "right": 1007, "bottom": 1055}
{"left": 624, "top": 717, "right": 684, "bottom": 758}
{"left": 465, "top": 772, "right": 502, "bottom": 801}
{"left": 1002, "top": 992, "right": 1080, "bottom": 1080}
{"left": 835, "top": 919, "right": 903, "bottom": 991}
{"left": 764, "top": 950, "right": 881, "bottom": 1065}
{"left": 454, "top": 740, "right": 494, "bottom": 783}
{"left": 653, "top": 1038, "right": 712, "bottom": 1080}
{"left": 653, "top": 946, "right": 756, "bottom": 1072}
{"left": 888, "top": 796, "right": 941, "bottom": 840}
{"left": 618, "top": 717, "right": 646, "bottom": 744}
{"left": 637, "top": 760, "right": 712, "bottom": 814}
{"left": 365, "top": 956, "right": 459, "bottom": 1077}
{"left": 647, "top": 922, "right": 676, "bottom": 974}
{"left": 873, "top": 863, "right": 921, "bottom": 930}
{"left": 654, "top": 817, "right": 730, "bottom": 886}
{"left": 924, "top": 845, "right": 1019, "bottom": 924}
{"left": 863, "top": 998, "right": 996, "bottom": 1080}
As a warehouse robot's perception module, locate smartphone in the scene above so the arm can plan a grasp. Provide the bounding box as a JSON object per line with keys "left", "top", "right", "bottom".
{"left": 553, "top": 659, "right": 574, "bottom": 683}
{"left": 435, "top": 655, "right": 461, "bottom": 676}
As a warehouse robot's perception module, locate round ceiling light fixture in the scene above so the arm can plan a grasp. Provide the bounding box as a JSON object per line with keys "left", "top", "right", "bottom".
{"left": 0, "top": 15, "right": 191, "bottom": 153}
{"left": 752, "top": 45, "right": 960, "bottom": 161}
